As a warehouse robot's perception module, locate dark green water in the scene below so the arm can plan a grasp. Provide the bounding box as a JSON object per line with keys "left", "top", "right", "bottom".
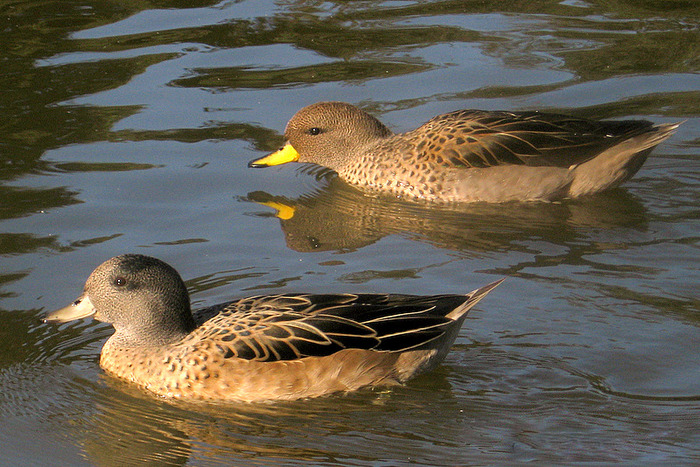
{"left": 1, "top": 0, "right": 699, "bottom": 464}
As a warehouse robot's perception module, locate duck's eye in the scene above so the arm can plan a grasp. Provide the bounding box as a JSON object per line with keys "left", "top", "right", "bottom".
{"left": 308, "top": 127, "right": 322, "bottom": 136}
{"left": 114, "top": 276, "right": 127, "bottom": 287}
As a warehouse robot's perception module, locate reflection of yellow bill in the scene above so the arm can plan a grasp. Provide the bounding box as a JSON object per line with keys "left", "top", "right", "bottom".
{"left": 248, "top": 143, "right": 300, "bottom": 168}
{"left": 257, "top": 200, "right": 296, "bottom": 220}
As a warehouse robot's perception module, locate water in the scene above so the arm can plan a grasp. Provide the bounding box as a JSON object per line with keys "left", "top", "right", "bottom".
{"left": 1, "top": 0, "right": 699, "bottom": 464}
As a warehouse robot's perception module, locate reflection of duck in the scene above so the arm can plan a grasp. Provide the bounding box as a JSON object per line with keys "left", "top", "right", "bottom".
{"left": 249, "top": 102, "right": 680, "bottom": 203}
{"left": 83, "top": 364, "right": 464, "bottom": 465}
{"left": 45, "top": 254, "right": 501, "bottom": 402}
{"left": 246, "top": 178, "right": 648, "bottom": 254}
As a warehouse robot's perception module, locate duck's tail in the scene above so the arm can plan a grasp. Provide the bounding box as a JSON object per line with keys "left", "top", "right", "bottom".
{"left": 569, "top": 121, "right": 682, "bottom": 197}
{"left": 447, "top": 278, "right": 505, "bottom": 321}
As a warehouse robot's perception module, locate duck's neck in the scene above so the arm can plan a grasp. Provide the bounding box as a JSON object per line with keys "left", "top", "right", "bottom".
{"left": 110, "top": 309, "right": 197, "bottom": 348}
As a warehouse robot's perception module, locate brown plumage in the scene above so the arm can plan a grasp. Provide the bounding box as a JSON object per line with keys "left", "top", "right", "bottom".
{"left": 249, "top": 102, "right": 681, "bottom": 202}
{"left": 45, "top": 254, "right": 502, "bottom": 402}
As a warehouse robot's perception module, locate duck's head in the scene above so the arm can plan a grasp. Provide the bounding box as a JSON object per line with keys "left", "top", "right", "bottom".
{"left": 45, "top": 254, "right": 196, "bottom": 346}
{"left": 249, "top": 102, "right": 393, "bottom": 172}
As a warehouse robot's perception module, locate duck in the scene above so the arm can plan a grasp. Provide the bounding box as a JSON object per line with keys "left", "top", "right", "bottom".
{"left": 249, "top": 101, "right": 681, "bottom": 203}
{"left": 45, "top": 254, "right": 502, "bottom": 402}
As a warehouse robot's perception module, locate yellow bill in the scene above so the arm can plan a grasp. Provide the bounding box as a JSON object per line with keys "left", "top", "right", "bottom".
{"left": 248, "top": 143, "right": 300, "bottom": 168}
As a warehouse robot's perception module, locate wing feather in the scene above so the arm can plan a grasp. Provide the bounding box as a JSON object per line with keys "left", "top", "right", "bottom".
{"left": 407, "top": 110, "right": 656, "bottom": 169}
{"left": 187, "top": 291, "right": 494, "bottom": 362}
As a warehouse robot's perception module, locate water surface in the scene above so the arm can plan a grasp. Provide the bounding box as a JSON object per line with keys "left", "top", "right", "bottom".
{"left": 1, "top": 0, "right": 699, "bottom": 464}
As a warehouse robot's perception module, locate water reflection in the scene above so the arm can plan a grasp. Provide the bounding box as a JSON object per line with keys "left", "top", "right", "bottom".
{"left": 76, "top": 367, "right": 471, "bottom": 465}
{"left": 244, "top": 167, "right": 648, "bottom": 257}
{"left": 40, "top": 340, "right": 700, "bottom": 465}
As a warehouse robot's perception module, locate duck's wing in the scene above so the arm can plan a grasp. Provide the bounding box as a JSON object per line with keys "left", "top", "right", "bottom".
{"left": 192, "top": 292, "right": 476, "bottom": 362}
{"left": 412, "top": 110, "right": 658, "bottom": 169}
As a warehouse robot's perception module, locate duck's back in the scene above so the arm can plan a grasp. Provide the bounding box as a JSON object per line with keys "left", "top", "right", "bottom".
{"left": 352, "top": 111, "right": 678, "bottom": 203}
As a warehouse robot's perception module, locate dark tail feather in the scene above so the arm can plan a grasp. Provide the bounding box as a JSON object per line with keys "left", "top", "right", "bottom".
{"left": 447, "top": 278, "right": 505, "bottom": 320}
{"left": 641, "top": 122, "right": 683, "bottom": 150}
